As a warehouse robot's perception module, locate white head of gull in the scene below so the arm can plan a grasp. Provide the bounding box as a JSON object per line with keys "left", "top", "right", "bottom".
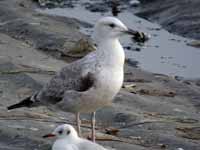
{"left": 93, "top": 17, "right": 129, "bottom": 42}
{"left": 43, "top": 124, "right": 107, "bottom": 150}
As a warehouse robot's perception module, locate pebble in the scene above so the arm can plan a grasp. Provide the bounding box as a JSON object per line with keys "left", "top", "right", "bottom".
{"left": 187, "top": 40, "right": 200, "bottom": 48}
{"left": 130, "top": 0, "right": 140, "bottom": 7}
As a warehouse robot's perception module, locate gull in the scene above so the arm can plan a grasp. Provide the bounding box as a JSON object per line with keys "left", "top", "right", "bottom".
{"left": 7, "top": 16, "right": 142, "bottom": 142}
{"left": 43, "top": 124, "right": 107, "bottom": 150}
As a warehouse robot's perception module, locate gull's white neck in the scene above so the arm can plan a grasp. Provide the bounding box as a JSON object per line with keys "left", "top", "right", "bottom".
{"left": 96, "top": 38, "right": 125, "bottom": 67}
{"left": 53, "top": 136, "right": 80, "bottom": 150}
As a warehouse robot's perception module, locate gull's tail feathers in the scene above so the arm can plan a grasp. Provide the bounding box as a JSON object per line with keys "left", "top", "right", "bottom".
{"left": 7, "top": 94, "right": 38, "bottom": 110}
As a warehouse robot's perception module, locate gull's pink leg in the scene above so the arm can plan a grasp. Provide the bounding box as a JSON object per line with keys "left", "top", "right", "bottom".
{"left": 76, "top": 112, "right": 81, "bottom": 137}
{"left": 91, "top": 112, "right": 96, "bottom": 142}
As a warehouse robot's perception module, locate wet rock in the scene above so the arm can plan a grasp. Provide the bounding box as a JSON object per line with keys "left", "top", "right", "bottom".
{"left": 146, "top": 27, "right": 161, "bottom": 31}
{"left": 124, "top": 46, "right": 141, "bottom": 52}
{"left": 37, "top": 0, "right": 67, "bottom": 7}
{"left": 195, "top": 80, "right": 200, "bottom": 86}
{"left": 137, "top": 0, "right": 200, "bottom": 39}
{"left": 125, "top": 58, "right": 139, "bottom": 68}
{"left": 187, "top": 40, "right": 200, "bottom": 48}
{"left": 182, "top": 80, "right": 191, "bottom": 85}
{"left": 130, "top": 0, "right": 140, "bottom": 7}
{"left": 174, "top": 76, "right": 184, "bottom": 81}
{"left": 111, "top": 0, "right": 121, "bottom": 16}
{"left": 83, "top": 2, "right": 109, "bottom": 13}
{"left": 124, "top": 46, "right": 131, "bottom": 50}
{"left": 83, "top": 0, "right": 138, "bottom": 15}
{"left": 135, "top": 47, "right": 141, "bottom": 51}
{"left": 169, "top": 38, "right": 181, "bottom": 42}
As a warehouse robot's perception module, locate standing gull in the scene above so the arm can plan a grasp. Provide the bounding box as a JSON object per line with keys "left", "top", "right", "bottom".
{"left": 43, "top": 124, "right": 107, "bottom": 150}
{"left": 7, "top": 16, "right": 143, "bottom": 142}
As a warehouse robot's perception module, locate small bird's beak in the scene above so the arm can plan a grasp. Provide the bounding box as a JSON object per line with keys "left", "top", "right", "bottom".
{"left": 42, "top": 133, "right": 56, "bottom": 138}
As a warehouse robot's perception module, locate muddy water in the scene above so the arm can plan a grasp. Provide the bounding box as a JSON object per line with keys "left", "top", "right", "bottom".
{"left": 37, "top": 2, "right": 200, "bottom": 79}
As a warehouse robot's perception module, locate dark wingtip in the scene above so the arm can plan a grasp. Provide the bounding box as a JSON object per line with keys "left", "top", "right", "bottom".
{"left": 7, "top": 97, "right": 33, "bottom": 110}
{"left": 7, "top": 104, "right": 19, "bottom": 110}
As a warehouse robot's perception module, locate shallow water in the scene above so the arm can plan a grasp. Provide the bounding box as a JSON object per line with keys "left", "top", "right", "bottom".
{"left": 37, "top": 1, "right": 200, "bottom": 79}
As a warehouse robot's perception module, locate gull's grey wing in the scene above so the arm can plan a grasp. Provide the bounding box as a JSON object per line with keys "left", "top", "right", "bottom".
{"left": 7, "top": 52, "right": 97, "bottom": 110}
{"left": 36, "top": 62, "right": 95, "bottom": 105}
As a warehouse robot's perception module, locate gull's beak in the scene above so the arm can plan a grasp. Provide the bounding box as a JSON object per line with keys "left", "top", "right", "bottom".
{"left": 42, "top": 133, "right": 56, "bottom": 138}
{"left": 124, "top": 28, "right": 138, "bottom": 35}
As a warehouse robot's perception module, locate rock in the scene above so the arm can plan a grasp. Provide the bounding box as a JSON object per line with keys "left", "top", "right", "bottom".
{"left": 130, "top": 0, "right": 140, "bottom": 7}
{"left": 123, "top": 83, "right": 137, "bottom": 89}
{"left": 83, "top": 2, "right": 109, "bottom": 13}
{"left": 176, "top": 126, "right": 200, "bottom": 140}
{"left": 38, "top": 0, "right": 65, "bottom": 7}
{"left": 125, "top": 58, "right": 139, "bottom": 68}
{"left": 63, "top": 38, "right": 95, "bottom": 58}
{"left": 182, "top": 80, "right": 191, "bottom": 85}
{"left": 136, "top": 87, "right": 176, "bottom": 97}
{"left": 135, "top": 47, "right": 141, "bottom": 51}
{"left": 196, "top": 80, "right": 200, "bottom": 86}
{"left": 187, "top": 40, "right": 200, "bottom": 48}
{"left": 174, "top": 76, "right": 184, "bottom": 81}
{"left": 0, "top": 3, "right": 93, "bottom": 61}
{"left": 124, "top": 46, "right": 131, "bottom": 50}
{"left": 137, "top": 0, "right": 200, "bottom": 39}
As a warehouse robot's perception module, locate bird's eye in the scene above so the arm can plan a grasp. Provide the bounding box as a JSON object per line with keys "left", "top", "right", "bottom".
{"left": 67, "top": 130, "right": 71, "bottom": 135}
{"left": 109, "top": 23, "right": 116, "bottom": 28}
{"left": 58, "top": 130, "right": 63, "bottom": 135}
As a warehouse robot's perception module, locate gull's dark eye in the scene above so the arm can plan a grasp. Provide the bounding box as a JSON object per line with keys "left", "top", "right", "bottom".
{"left": 58, "top": 130, "right": 63, "bottom": 135}
{"left": 109, "top": 23, "right": 116, "bottom": 28}
{"left": 66, "top": 130, "right": 71, "bottom": 135}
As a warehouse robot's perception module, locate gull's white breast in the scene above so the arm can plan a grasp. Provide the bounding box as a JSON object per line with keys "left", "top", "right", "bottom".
{"left": 52, "top": 139, "right": 78, "bottom": 150}
{"left": 96, "top": 67, "right": 124, "bottom": 100}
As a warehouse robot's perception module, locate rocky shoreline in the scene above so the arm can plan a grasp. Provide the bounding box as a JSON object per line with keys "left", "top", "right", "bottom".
{"left": 0, "top": 0, "right": 200, "bottom": 150}
{"left": 35, "top": 0, "right": 200, "bottom": 40}
{"left": 138, "top": 0, "right": 200, "bottom": 40}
